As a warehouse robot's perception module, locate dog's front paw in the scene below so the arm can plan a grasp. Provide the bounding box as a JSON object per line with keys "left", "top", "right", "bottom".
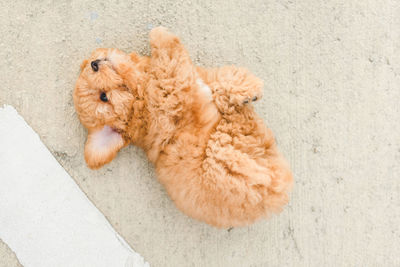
{"left": 242, "top": 95, "right": 261, "bottom": 104}
{"left": 149, "top": 26, "right": 170, "bottom": 40}
{"left": 231, "top": 86, "right": 263, "bottom": 106}
{"left": 149, "top": 26, "right": 179, "bottom": 48}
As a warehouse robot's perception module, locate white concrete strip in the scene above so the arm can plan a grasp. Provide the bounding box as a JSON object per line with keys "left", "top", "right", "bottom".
{"left": 0, "top": 105, "right": 149, "bottom": 267}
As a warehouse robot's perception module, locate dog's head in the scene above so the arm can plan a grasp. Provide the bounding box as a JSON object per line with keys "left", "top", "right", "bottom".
{"left": 73, "top": 48, "right": 135, "bottom": 169}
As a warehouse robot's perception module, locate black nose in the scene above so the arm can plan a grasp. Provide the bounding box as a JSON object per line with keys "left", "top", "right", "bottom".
{"left": 91, "top": 60, "right": 100, "bottom": 72}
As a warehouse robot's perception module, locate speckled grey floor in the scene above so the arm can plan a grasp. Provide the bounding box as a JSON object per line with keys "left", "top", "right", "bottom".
{"left": 1, "top": 0, "right": 399, "bottom": 266}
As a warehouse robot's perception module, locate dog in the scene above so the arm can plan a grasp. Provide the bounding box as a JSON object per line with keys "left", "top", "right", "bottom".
{"left": 73, "top": 27, "right": 293, "bottom": 228}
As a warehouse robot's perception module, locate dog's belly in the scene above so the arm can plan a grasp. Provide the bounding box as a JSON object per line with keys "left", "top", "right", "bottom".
{"left": 154, "top": 109, "right": 292, "bottom": 227}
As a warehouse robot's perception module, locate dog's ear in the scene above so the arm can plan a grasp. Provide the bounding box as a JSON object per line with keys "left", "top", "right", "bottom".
{"left": 84, "top": 126, "right": 125, "bottom": 169}
{"left": 80, "top": 59, "right": 89, "bottom": 71}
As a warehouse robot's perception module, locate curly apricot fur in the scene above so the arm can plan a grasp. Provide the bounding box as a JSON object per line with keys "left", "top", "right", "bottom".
{"left": 73, "top": 27, "right": 293, "bottom": 228}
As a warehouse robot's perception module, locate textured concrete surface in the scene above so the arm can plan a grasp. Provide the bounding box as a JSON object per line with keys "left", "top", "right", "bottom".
{"left": 0, "top": 106, "right": 148, "bottom": 267}
{"left": 1, "top": 0, "right": 399, "bottom": 266}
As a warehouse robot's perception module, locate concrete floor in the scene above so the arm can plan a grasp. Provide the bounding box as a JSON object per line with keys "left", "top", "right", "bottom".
{"left": 1, "top": 0, "right": 399, "bottom": 266}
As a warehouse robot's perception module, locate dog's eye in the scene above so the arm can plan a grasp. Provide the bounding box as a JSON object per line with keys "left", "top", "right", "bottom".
{"left": 100, "top": 92, "right": 108, "bottom": 102}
